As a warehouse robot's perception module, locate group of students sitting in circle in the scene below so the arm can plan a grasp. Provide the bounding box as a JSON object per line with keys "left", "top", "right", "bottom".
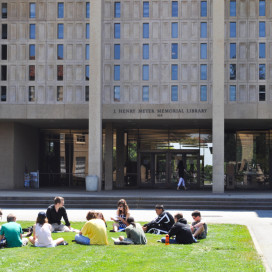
{"left": 0, "top": 196, "right": 207, "bottom": 248}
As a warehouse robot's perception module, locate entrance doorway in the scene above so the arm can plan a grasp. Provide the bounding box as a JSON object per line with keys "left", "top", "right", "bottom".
{"left": 138, "top": 150, "right": 200, "bottom": 188}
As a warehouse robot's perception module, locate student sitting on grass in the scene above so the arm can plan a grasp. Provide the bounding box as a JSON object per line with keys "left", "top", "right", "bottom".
{"left": 0, "top": 213, "right": 28, "bottom": 248}
{"left": 110, "top": 199, "right": 130, "bottom": 232}
{"left": 0, "top": 209, "right": 2, "bottom": 231}
{"left": 115, "top": 217, "right": 147, "bottom": 245}
{"left": 29, "top": 212, "right": 65, "bottom": 247}
{"left": 190, "top": 210, "right": 207, "bottom": 239}
{"left": 161, "top": 213, "right": 197, "bottom": 244}
{"left": 75, "top": 211, "right": 108, "bottom": 245}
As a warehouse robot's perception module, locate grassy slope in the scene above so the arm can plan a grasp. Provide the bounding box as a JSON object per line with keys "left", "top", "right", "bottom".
{"left": 0, "top": 222, "right": 265, "bottom": 272}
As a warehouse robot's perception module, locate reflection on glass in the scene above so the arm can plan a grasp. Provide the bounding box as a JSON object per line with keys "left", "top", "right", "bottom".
{"left": 259, "top": 43, "right": 265, "bottom": 58}
{"left": 172, "top": 43, "right": 178, "bottom": 59}
{"left": 200, "top": 22, "right": 207, "bottom": 38}
{"left": 259, "top": 64, "right": 265, "bottom": 80}
{"left": 229, "top": 85, "right": 236, "bottom": 101}
{"left": 230, "top": 43, "right": 236, "bottom": 59}
{"left": 230, "top": 64, "right": 236, "bottom": 80}
{"left": 230, "top": 0, "right": 236, "bottom": 16}
{"left": 172, "top": 22, "right": 178, "bottom": 38}
{"left": 230, "top": 22, "right": 236, "bottom": 37}
{"left": 200, "top": 85, "right": 207, "bottom": 101}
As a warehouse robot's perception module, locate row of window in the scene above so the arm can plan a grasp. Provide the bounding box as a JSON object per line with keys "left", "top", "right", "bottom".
{"left": 229, "top": 0, "right": 266, "bottom": 17}
{"left": 114, "top": 1, "right": 208, "bottom": 18}
{"left": 229, "top": 85, "right": 266, "bottom": 101}
{"left": 229, "top": 21, "right": 266, "bottom": 38}
{"left": 1, "top": 2, "right": 90, "bottom": 19}
{"left": 0, "top": 86, "right": 90, "bottom": 102}
{"left": 229, "top": 64, "right": 266, "bottom": 80}
{"left": 0, "top": 65, "right": 89, "bottom": 81}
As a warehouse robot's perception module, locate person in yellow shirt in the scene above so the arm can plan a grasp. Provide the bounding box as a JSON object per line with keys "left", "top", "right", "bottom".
{"left": 75, "top": 211, "right": 108, "bottom": 245}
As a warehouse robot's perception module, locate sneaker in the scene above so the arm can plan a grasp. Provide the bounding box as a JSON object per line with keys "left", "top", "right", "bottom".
{"left": 157, "top": 240, "right": 161, "bottom": 242}
{"left": 110, "top": 230, "right": 116, "bottom": 232}
{"left": 59, "top": 241, "right": 69, "bottom": 246}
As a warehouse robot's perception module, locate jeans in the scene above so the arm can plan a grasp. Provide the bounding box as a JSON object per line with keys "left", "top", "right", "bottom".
{"left": 161, "top": 237, "right": 177, "bottom": 244}
{"left": 75, "top": 234, "right": 90, "bottom": 245}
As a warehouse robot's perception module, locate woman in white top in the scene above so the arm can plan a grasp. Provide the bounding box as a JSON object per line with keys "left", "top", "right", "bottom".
{"left": 29, "top": 212, "right": 64, "bottom": 247}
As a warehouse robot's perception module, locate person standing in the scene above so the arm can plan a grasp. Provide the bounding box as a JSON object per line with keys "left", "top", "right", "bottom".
{"left": 176, "top": 158, "right": 187, "bottom": 190}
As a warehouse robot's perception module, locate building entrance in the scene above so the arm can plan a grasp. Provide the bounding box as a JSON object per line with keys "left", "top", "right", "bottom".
{"left": 138, "top": 150, "right": 200, "bottom": 188}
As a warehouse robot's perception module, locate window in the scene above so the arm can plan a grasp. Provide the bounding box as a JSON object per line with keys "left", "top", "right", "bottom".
{"left": 201, "top": 1, "right": 207, "bottom": 17}
{"left": 114, "top": 2, "right": 121, "bottom": 18}
{"left": 86, "top": 23, "right": 90, "bottom": 39}
{"left": 171, "top": 64, "right": 178, "bottom": 80}
{"left": 75, "top": 157, "right": 86, "bottom": 176}
{"left": 172, "top": 1, "right": 178, "bottom": 17}
{"left": 29, "top": 3, "right": 36, "bottom": 18}
{"left": 200, "top": 85, "right": 207, "bottom": 101}
{"left": 29, "top": 44, "right": 35, "bottom": 60}
{"left": 29, "top": 65, "right": 35, "bottom": 81}
{"left": 1, "top": 86, "right": 6, "bottom": 101}
{"left": 1, "top": 45, "right": 7, "bottom": 60}
{"left": 200, "top": 22, "right": 207, "bottom": 38}
{"left": 143, "top": 44, "right": 149, "bottom": 59}
{"left": 29, "top": 86, "right": 35, "bottom": 102}
{"left": 143, "top": 23, "right": 149, "bottom": 38}
{"left": 58, "top": 3, "right": 64, "bottom": 18}
{"left": 171, "top": 23, "right": 178, "bottom": 38}
{"left": 229, "top": 85, "right": 236, "bottom": 101}
{"left": 259, "top": 43, "right": 265, "bottom": 58}
{"left": 171, "top": 85, "right": 178, "bottom": 101}
{"left": 57, "top": 86, "right": 63, "bottom": 102}
{"left": 259, "top": 0, "right": 265, "bottom": 16}
{"left": 230, "top": 64, "right": 236, "bottom": 80}
{"left": 200, "top": 64, "right": 207, "bottom": 80}
{"left": 58, "top": 24, "right": 64, "bottom": 39}
{"left": 230, "top": 0, "right": 236, "bottom": 16}
{"left": 114, "top": 44, "right": 120, "bottom": 59}
{"left": 171, "top": 43, "right": 178, "bottom": 59}
{"left": 85, "top": 65, "right": 89, "bottom": 81}
{"left": 114, "top": 86, "right": 120, "bottom": 102}
{"left": 86, "top": 2, "right": 90, "bottom": 18}
{"left": 57, "top": 44, "right": 63, "bottom": 60}
{"left": 114, "top": 23, "right": 120, "bottom": 38}
{"left": 259, "top": 64, "right": 265, "bottom": 80}
{"left": 259, "top": 22, "right": 265, "bottom": 37}
{"left": 1, "top": 65, "right": 7, "bottom": 80}
{"left": 85, "top": 44, "right": 89, "bottom": 60}
{"left": 57, "top": 65, "right": 63, "bottom": 80}
{"left": 2, "top": 3, "right": 7, "bottom": 19}
{"left": 230, "top": 22, "right": 236, "bottom": 37}
{"left": 114, "top": 65, "right": 120, "bottom": 81}
{"left": 2, "top": 24, "right": 7, "bottom": 39}
{"left": 142, "top": 86, "right": 149, "bottom": 101}
{"left": 143, "top": 2, "right": 149, "bottom": 17}
{"left": 200, "top": 43, "right": 207, "bottom": 59}
{"left": 230, "top": 43, "right": 236, "bottom": 59}
{"left": 85, "top": 86, "right": 89, "bottom": 102}
{"left": 142, "top": 65, "right": 149, "bottom": 80}
{"left": 259, "top": 85, "right": 265, "bottom": 101}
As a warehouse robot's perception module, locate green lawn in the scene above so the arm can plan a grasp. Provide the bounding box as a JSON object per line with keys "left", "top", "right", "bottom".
{"left": 0, "top": 222, "right": 264, "bottom": 272}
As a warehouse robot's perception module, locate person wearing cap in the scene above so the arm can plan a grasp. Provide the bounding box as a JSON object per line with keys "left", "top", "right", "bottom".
{"left": 29, "top": 212, "right": 65, "bottom": 247}
{"left": 46, "top": 196, "right": 71, "bottom": 232}
{"left": 142, "top": 205, "right": 175, "bottom": 234}
{"left": 0, "top": 213, "right": 28, "bottom": 247}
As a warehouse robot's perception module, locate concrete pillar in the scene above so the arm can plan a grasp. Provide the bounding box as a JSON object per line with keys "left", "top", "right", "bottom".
{"left": 116, "top": 129, "right": 125, "bottom": 188}
{"left": 88, "top": 0, "right": 102, "bottom": 191}
{"left": 105, "top": 123, "right": 113, "bottom": 190}
{"left": 212, "top": 0, "right": 225, "bottom": 193}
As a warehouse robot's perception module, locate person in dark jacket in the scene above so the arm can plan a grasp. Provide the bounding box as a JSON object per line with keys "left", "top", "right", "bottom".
{"left": 161, "top": 213, "right": 197, "bottom": 244}
{"left": 142, "top": 204, "right": 174, "bottom": 234}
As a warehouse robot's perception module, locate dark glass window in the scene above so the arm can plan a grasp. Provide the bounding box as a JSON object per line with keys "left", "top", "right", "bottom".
{"left": 230, "top": 22, "right": 236, "bottom": 37}
{"left": 2, "top": 3, "right": 7, "bottom": 19}
{"left": 114, "top": 65, "right": 120, "bottom": 81}
{"left": 259, "top": 22, "right": 265, "bottom": 37}
{"left": 29, "top": 65, "right": 35, "bottom": 81}
{"left": 2, "top": 24, "right": 7, "bottom": 39}
{"left": 171, "top": 85, "right": 178, "bottom": 101}
{"left": 171, "top": 43, "right": 178, "bottom": 59}
{"left": 171, "top": 23, "right": 178, "bottom": 38}
{"left": 230, "top": 43, "right": 236, "bottom": 59}
{"left": 229, "top": 85, "right": 236, "bottom": 101}
{"left": 29, "top": 3, "right": 36, "bottom": 18}
{"left": 114, "top": 23, "right": 120, "bottom": 38}
{"left": 86, "top": 2, "right": 90, "bottom": 18}
{"left": 200, "top": 85, "right": 207, "bottom": 101}
{"left": 57, "top": 65, "right": 63, "bottom": 80}
{"left": 171, "top": 64, "right": 178, "bottom": 80}
{"left": 58, "top": 24, "right": 64, "bottom": 39}
{"left": 29, "top": 86, "right": 35, "bottom": 102}
{"left": 114, "top": 44, "right": 120, "bottom": 59}
{"left": 114, "top": 86, "right": 120, "bottom": 102}
{"left": 57, "top": 44, "right": 63, "bottom": 60}
{"left": 142, "top": 86, "right": 149, "bottom": 101}
{"left": 201, "top": 1, "right": 207, "bottom": 17}
{"left": 142, "top": 65, "right": 149, "bottom": 80}
{"left": 29, "top": 44, "right": 35, "bottom": 60}
{"left": 143, "top": 23, "right": 149, "bottom": 38}
{"left": 1, "top": 65, "right": 7, "bottom": 81}
{"left": 114, "top": 2, "right": 121, "bottom": 18}
{"left": 86, "top": 23, "right": 90, "bottom": 39}
{"left": 85, "top": 65, "right": 89, "bottom": 81}
{"left": 143, "top": 2, "right": 149, "bottom": 17}
{"left": 259, "top": 85, "right": 265, "bottom": 101}
{"left": 85, "top": 86, "right": 89, "bottom": 102}
{"left": 29, "top": 24, "right": 35, "bottom": 39}
{"left": 230, "top": 64, "right": 236, "bottom": 80}
{"left": 259, "top": 43, "right": 265, "bottom": 58}
{"left": 259, "top": 0, "right": 265, "bottom": 16}
{"left": 230, "top": 0, "right": 236, "bottom": 16}
{"left": 172, "top": 1, "right": 178, "bottom": 17}
{"left": 200, "top": 22, "right": 207, "bottom": 38}
{"left": 1, "top": 45, "right": 7, "bottom": 60}
{"left": 58, "top": 3, "right": 64, "bottom": 18}
{"left": 200, "top": 64, "right": 207, "bottom": 80}
{"left": 143, "top": 44, "right": 149, "bottom": 59}
{"left": 259, "top": 64, "right": 265, "bottom": 80}
{"left": 1, "top": 86, "right": 7, "bottom": 101}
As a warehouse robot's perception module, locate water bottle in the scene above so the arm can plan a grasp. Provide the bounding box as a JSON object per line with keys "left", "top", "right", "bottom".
{"left": 165, "top": 234, "right": 169, "bottom": 245}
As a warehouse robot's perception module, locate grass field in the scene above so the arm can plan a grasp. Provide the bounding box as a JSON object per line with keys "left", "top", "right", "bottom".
{"left": 0, "top": 222, "right": 264, "bottom": 272}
